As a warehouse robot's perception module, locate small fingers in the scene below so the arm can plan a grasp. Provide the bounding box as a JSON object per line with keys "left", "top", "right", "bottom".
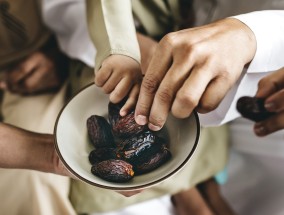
{"left": 109, "top": 77, "right": 132, "bottom": 104}
{"left": 100, "top": 72, "right": 121, "bottom": 95}
{"left": 95, "top": 67, "right": 112, "bottom": 87}
{"left": 120, "top": 84, "right": 140, "bottom": 116}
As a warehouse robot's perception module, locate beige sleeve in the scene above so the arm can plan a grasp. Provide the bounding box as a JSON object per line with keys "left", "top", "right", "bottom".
{"left": 86, "top": 0, "right": 141, "bottom": 72}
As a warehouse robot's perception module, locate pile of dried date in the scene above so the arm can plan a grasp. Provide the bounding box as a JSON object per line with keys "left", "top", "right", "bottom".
{"left": 87, "top": 100, "right": 172, "bottom": 183}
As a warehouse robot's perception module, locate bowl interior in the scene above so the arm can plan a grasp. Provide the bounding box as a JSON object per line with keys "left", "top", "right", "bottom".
{"left": 55, "top": 84, "right": 200, "bottom": 191}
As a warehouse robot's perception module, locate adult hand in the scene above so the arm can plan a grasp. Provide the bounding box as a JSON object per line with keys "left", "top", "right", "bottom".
{"left": 254, "top": 67, "right": 284, "bottom": 136}
{"left": 0, "top": 50, "right": 67, "bottom": 95}
{"left": 135, "top": 18, "right": 256, "bottom": 131}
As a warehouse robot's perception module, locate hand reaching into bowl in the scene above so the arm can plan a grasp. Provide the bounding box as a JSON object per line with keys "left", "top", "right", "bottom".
{"left": 253, "top": 67, "right": 284, "bottom": 136}
{"left": 135, "top": 18, "right": 256, "bottom": 131}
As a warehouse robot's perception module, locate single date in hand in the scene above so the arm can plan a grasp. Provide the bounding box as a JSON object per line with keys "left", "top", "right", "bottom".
{"left": 236, "top": 96, "right": 275, "bottom": 122}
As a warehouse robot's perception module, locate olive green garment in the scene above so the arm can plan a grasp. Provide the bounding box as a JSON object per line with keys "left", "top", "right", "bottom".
{"left": 68, "top": 61, "right": 229, "bottom": 213}
{"left": 0, "top": 0, "right": 50, "bottom": 70}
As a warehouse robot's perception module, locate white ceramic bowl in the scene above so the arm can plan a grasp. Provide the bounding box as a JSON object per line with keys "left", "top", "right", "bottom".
{"left": 54, "top": 84, "right": 200, "bottom": 191}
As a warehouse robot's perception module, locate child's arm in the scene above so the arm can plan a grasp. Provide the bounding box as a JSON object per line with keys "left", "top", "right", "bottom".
{"left": 86, "top": 0, "right": 142, "bottom": 115}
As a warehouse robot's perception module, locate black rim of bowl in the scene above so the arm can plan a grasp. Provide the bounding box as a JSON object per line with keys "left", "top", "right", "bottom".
{"left": 54, "top": 83, "right": 200, "bottom": 191}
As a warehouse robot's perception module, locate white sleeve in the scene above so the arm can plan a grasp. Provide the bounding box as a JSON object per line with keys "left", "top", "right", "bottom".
{"left": 199, "top": 10, "right": 284, "bottom": 127}
{"left": 42, "top": 0, "right": 96, "bottom": 67}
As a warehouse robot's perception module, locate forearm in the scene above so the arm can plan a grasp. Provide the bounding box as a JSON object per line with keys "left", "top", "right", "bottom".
{"left": 0, "top": 123, "right": 70, "bottom": 177}
{"left": 0, "top": 123, "right": 53, "bottom": 170}
{"left": 86, "top": 0, "right": 141, "bottom": 71}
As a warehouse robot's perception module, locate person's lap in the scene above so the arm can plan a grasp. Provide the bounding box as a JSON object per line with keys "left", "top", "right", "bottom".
{"left": 0, "top": 83, "right": 76, "bottom": 215}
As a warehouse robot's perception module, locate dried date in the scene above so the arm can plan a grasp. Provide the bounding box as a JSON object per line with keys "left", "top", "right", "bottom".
{"left": 87, "top": 115, "right": 115, "bottom": 148}
{"left": 236, "top": 96, "right": 275, "bottom": 122}
{"left": 91, "top": 159, "right": 134, "bottom": 182}
{"left": 120, "top": 131, "right": 165, "bottom": 163}
{"left": 133, "top": 145, "right": 172, "bottom": 175}
{"left": 88, "top": 148, "right": 121, "bottom": 165}
{"left": 108, "top": 102, "right": 146, "bottom": 137}
{"left": 87, "top": 99, "right": 172, "bottom": 183}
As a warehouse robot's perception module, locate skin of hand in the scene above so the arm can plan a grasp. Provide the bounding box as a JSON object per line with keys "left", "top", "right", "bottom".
{"left": 135, "top": 18, "right": 257, "bottom": 131}
{"left": 0, "top": 123, "right": 75, "bottom": 178}
{"left": 136, "top": 32, "right": 158, "bottom": 75}
{"left": 0, "top": 50, "right": 68, "bottom": 95}
{"left": 254, "top": 67, "right": 284, "bottom": 136}
{"left": 95, "top": 55, "right": 142, "bottom": 116}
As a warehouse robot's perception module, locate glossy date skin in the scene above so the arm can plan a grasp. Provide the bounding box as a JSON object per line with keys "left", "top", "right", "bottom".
{"left": 108, "top": 101, "right": 146, "bottom": 138}
{"left": 236, "top": 96, "right": 275, "bottom": 122}
{"left": 87, "top": 115, "right": 115, "bottom": 148}
{"left": 133, "top": 145, "right": 172, "bottom": 175}
{"left": 91, "top": 159, "right": 134, "bottom": 183}
{"left": 88, "top": 147, "right": 121, "bottom": 165}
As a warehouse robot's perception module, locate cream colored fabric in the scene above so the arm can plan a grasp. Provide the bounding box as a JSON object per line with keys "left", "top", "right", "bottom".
{"left": 86, "top": 0, "right": 140, "bottom": 72}
{"left": 0, "top": 1, "right": 76, "bottom": 214}
{"left": 68, "top": 62, "right": 228, "bottom": 213}
{"left": 0, "top": 84, "right": 77, "bottom": 215}
{"left": 71, "top": 126, "right": 228, "bottom": 213}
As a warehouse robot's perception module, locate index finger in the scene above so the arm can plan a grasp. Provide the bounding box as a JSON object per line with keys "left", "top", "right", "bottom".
{"left": 135, "top": 40, "right": 172, "bottom": 125}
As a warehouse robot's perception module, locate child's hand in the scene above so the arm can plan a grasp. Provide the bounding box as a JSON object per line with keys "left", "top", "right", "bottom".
{"left": 95, "top": 55, "right": 142, "bottom": 116}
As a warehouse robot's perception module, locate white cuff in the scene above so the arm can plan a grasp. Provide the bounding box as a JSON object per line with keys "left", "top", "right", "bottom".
{"left": 233, "top": 10, "right": 284, "bottom": 73}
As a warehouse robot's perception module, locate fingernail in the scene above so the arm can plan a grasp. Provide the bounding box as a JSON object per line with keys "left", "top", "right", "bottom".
{"left": 120, "top": 110, "right": 127, "bottom": 117}
{"left": 136, "top": 115, "right": 147, "bottom": 125}
{"left": 264, "top": 103, "right": 275, "bottom": 111}
{"left": 148, "top": 123, "right": 161, "bottom": 131}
